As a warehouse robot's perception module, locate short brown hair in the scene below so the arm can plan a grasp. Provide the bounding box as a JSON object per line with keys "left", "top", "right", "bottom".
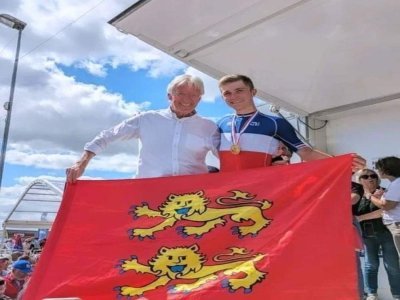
{"left": 218, "top": 74, "right": 254, "bottom": 90}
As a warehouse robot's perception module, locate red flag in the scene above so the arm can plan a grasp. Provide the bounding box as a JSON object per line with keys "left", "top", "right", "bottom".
{"left": 25, "top": 155, "right": 358, "bottom": 300}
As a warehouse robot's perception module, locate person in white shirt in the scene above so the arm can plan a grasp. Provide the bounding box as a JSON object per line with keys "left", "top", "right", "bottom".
{"left": 367, "top": 156, "right": 400, "bottom": 257}
{"left": 66, "top": 74, "right": 219, "bottom": 182}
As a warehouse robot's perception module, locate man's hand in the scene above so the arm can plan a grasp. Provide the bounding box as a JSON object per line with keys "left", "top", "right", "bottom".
{"left": 66, "top": 151, "right": 95, "bottom": 183}
{"left": 66, "top": 162, "right": 85, "bottom": 183}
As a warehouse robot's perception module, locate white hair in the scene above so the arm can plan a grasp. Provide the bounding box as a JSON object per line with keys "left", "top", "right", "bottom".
{"left": 167, "top": 74, "right": 204, "bottom": 95}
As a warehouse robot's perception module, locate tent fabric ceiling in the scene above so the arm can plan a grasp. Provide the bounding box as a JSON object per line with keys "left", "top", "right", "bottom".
{"left": 2, "top": 179, "right": 64, "bottom": 232}
{"left": 110, "top": 0, "right": 400, "bottom": 117}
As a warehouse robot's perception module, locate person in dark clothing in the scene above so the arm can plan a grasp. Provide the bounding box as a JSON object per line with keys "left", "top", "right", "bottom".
{"left": 354, "top": 169, "right": 400, "bottom": 300}
{"left": 351, "top": 181, "right": 366, "bottom": 300}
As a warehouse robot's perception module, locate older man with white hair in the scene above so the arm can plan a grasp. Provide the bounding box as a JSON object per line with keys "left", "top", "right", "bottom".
{"left": 67, "top": 74, "right": 219, "bottom": 181}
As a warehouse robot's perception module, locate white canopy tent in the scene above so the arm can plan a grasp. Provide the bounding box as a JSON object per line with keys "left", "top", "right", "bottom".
{"left": 109, "top": 0, "right": 400, "bottom": 163}
{"left": 110, "top": 0, "right": 400, "bottom": 117}
{"left": 2, "top": 179, "right": 64, "bottom": 238}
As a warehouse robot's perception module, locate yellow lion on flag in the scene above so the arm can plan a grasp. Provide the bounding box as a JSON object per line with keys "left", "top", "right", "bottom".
{"left": 128, "top": 190, "right": 273, "bottom": 240}
{"left": 116, "top": 244, "right": 266, "bottom": 297}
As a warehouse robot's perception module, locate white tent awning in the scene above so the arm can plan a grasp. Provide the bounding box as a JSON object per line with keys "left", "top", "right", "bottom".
{"left": 109, "top": 0, "right": 400, "bottom": 117}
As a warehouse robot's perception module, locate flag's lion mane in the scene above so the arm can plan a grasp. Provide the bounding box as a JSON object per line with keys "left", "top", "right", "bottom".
{"left": 160, "top": 190, "right": 208, "bottom": 219}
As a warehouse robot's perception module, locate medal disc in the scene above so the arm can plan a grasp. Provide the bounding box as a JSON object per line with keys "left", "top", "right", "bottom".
{"left": 230, "top": 144, "right": 241, "bottom": 155}
{"left": 230, "top": 112, "right": 258, "bottom": 156}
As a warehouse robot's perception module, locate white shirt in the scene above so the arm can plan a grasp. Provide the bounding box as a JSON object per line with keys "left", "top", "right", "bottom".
{"left": 382, "top": 177, "right": 400, "bottom": 224}
{"left": 84, "top": 108, "right": 220, "bottom": 178}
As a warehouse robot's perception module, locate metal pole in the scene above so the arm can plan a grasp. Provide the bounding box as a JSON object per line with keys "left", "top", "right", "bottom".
{"left": 269, "top": 105, "right": 312, "bottom": 147}
{"left": 0, "top": 28, "right": 23, "bottom": 190}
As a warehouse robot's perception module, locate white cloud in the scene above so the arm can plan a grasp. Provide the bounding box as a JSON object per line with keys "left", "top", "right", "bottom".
{"left": 6, "top": 147, "right": 77, "bottom": 169}
{"left": 0, "top": 0, "right": 188, "bottom": 158}
{"left": 77, "top": 60, "right": 107, "bottom": 77}
{"left": 8, "top": 62, "right": 148, "bottom": 152}
{"left": 11, "top": 0, "right": 185, "bottom": 76}
{"left": 87, "top": 153, "right": 137, "bottom": 174}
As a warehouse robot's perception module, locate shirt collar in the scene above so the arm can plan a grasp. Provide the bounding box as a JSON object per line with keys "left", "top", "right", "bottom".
{"left": 236, "top": 110, "right": 258, "bottom": 117}
{"left": 167, "top": 107, "right": 197, "bottom": 120}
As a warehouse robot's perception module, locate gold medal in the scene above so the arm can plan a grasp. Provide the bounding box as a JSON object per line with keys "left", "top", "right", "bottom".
{"left": 231, "top": 144, "right": 241, "bottom": 155}
{"left": 230, "top": 111, "right": 258, "bottom": 156}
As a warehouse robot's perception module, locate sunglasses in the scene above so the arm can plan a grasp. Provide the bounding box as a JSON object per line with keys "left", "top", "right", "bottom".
{"left": 0, "top": 279, "right": 4, "bottom": 285}
{"left": 360, "top": 174, "right": 378, "bottom": 180}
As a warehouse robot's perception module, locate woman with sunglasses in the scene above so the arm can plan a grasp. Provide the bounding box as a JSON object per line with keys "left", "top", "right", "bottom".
{"left": 354, "top": 169, "right": 400, "bottom": 300}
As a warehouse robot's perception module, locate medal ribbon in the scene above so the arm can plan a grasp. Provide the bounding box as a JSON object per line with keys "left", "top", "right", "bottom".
{"left": 231, "top": 111, "right": 259, "bottom": 146}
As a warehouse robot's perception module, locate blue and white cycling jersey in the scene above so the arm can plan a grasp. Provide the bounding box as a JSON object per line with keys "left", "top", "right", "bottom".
{"left": 217, "top": 111, "right": 308, "bottom": 171}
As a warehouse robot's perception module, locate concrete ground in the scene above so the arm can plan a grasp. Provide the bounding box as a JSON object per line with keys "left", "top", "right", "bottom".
{"left": 360, "top": 257, "right": 393, "bottom": 300}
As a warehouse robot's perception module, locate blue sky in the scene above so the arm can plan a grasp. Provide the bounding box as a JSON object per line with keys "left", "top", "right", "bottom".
{"left": 59, "top": 64, "right": 231, "bottom": 118}
{"left": 0, "top": 0, "right": 237, "bottom": 225}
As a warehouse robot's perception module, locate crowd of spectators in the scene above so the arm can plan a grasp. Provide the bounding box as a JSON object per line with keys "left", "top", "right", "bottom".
{"left": 0, "top": 234, "right": 46, "bottom": 299}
